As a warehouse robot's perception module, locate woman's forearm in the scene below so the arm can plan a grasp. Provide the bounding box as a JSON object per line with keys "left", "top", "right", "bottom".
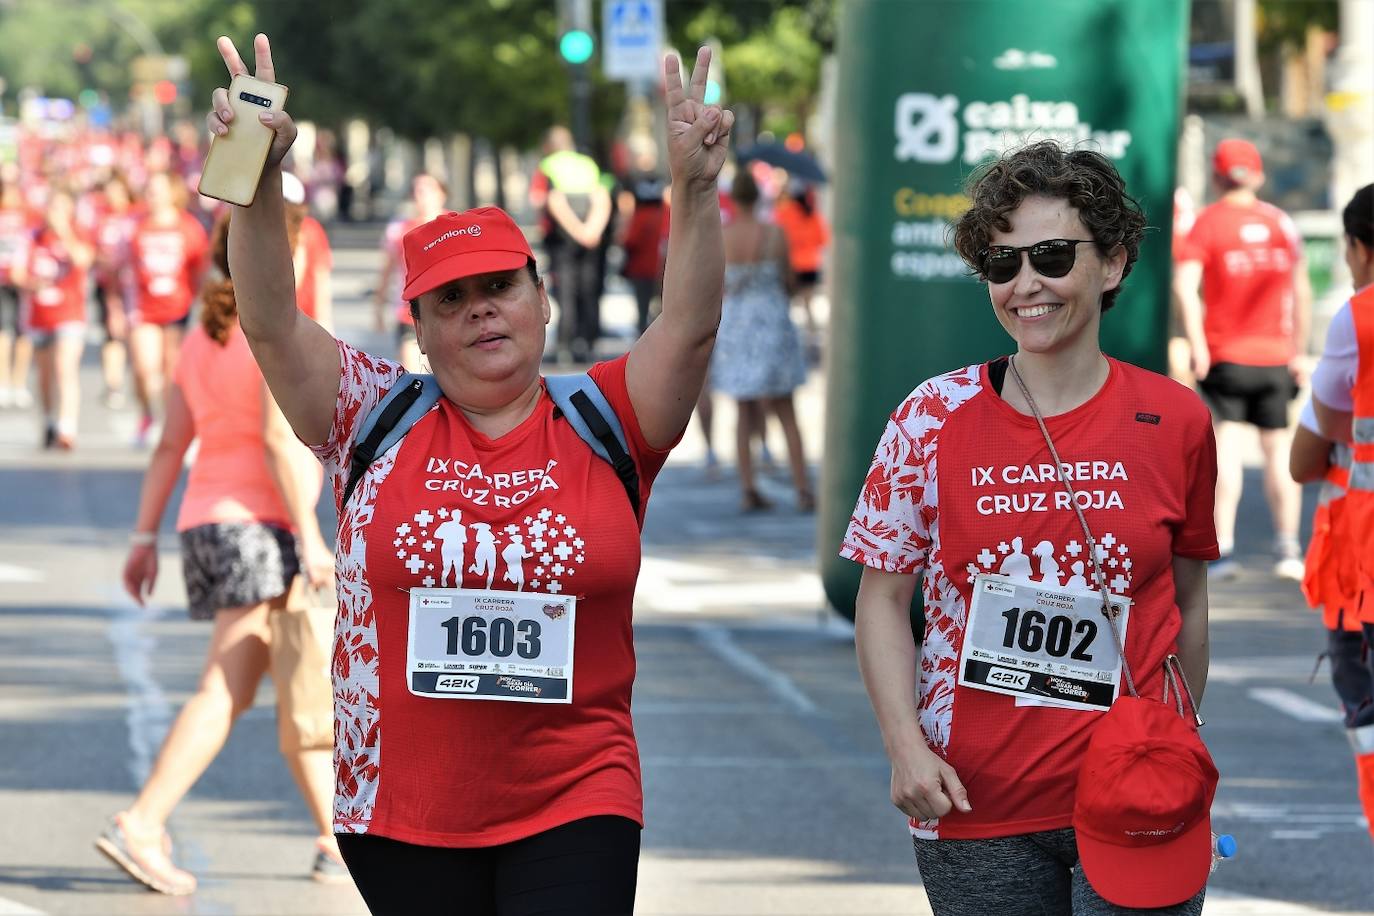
{"left": 132, "top": 443, "right": 188, "bottom": 536}
{"left": 855, "top": 577, "right": 925, "bottom": 757}
{"left": 1172, "top": 556, "right": 1210, "bottom": 708}
{"left": 229, "top": 164, "right": 299, "bottom": 344}
{"left": 264, "top": 400, "right": 322, "bottom": 542}
{"left": 659, "top": 183, "right": 723, "bottom": 347}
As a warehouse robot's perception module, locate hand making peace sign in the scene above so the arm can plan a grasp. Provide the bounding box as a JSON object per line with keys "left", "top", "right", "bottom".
{"left": 664, "top": 47, "right": 735, "bottom": 188}
{"left": 207, "top": 34, "right": 298, "bottom": 172}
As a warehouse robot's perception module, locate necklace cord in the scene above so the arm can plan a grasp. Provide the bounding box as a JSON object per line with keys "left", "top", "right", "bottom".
{"left": 1007, "top": 355, "right": 1139, "bottom": 699}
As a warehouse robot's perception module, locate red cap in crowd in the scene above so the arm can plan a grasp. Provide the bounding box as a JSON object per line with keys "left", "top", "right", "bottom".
{"left": 1072, "top": 696, "right": 1220, "bottom": 909}
{"left": 1213, "top": 139, "right": 1264, "bottom": 183}
{"left": 401, "top": 207, "right": 533, "bottom": 301}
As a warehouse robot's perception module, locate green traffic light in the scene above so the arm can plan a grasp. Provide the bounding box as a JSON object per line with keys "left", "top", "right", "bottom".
{"left": 704, "top": 80, "right": 721, "bottom": 105}
{"left": 560, "top": 29, "right": 594, "bottom": 64}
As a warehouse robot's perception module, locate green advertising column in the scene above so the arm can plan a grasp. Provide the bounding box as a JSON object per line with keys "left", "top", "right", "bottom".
{"left": 821, "top": 0, "right": 1189, "bottom": 621}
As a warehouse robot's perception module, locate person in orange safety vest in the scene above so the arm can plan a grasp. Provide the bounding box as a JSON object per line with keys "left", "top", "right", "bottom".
{"left": 1306, "top": 183, "right": 1374, "bottom": 842}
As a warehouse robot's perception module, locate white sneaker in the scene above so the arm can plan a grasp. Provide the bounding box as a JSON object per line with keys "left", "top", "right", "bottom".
{"left": 1273, "top": 556, "right": 1305, "bottom": 581}
{"left": 10, "top": 387, "right": 32, "bottom": 409}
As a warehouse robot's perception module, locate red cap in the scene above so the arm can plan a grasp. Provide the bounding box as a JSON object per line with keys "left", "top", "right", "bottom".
{"left": 401, "top": 207, "right": 533, "bottom": 301}
{"left": 1213, "top": 139, "right": 1264, "bottom": 182}
{"left": 1072, "top": 697, "right": 1219, "bottom": 908}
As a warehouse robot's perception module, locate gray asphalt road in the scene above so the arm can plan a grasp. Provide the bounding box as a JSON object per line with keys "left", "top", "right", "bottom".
{"left": 0, "top": 222, "right": 1369, "bottom": 915}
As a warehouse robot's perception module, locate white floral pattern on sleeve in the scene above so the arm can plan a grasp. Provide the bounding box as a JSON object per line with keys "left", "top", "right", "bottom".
{"left": 308, "top": 341, "right": 409, "bottom": 833}
{"left": 840, "top": 363, "right": 984, "bottom": 840}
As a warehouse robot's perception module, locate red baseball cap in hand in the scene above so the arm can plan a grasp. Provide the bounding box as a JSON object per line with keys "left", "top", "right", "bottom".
{"left": 1213, "top": 139, "right": 1264, "bottom": 183}
{"left": 401, "top": 207, "right": 533, "bottom": 301}
{"left": 1073, "top": 696, "right": 1220, "bottom": 908}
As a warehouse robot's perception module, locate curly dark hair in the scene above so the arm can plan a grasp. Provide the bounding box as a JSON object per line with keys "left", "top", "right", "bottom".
{"left": 951, "top": 141, "right": 1147, "bottom": 312}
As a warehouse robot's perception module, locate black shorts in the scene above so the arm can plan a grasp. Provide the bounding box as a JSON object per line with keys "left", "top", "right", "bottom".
{"left": 794, "top": 269, "right": 821, "bottom": 287}
{"left": 178, "top": 522, "right": 298, "bottom": 620}
{"left": 337, "top": 815, "right": 640, "bottom": 916}
{"left": 0, "top": 285, "right": 20, "bottom": 335}
{"left": 1197, "top": 362, "right": 1297, "bottom": 430}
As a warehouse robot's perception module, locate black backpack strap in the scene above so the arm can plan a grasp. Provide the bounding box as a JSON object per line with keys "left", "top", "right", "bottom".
{"left": 566, "top": 389, "right": 641, "bottom": 517}
{"left": 342, "top": 376, "right": 429, "bottom": 508}
{"left": 546, "top": 373, "right": 642, "bottom": 517}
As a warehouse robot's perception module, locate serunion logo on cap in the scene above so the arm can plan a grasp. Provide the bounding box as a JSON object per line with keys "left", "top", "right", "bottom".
{"left": 423, "top": 225, "right": 483, "bottom": 252}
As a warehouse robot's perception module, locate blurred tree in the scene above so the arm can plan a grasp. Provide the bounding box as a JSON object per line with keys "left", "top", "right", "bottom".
{"left": 234, "top": 0, "right": 614, "bottom": 150}
{"left": 668, "top": 0, "right": 834, "bottom": 139}
{"left": 1257, "top": 0, "right": 1338, "bottom": 53}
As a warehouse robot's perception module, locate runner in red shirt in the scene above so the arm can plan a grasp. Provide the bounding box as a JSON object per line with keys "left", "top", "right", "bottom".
{"left": 88, "top": 173, "right": 142, "bottom": 409}
{"left": 207, "top": 35, "right": 734, "bottom": 913}
{"left": 20, "top": 188, "right": 94, "bottom": 449}
{"left": 845, "top": 142, "right": 1216, "bottom": 914}
{"left": 1174, "top": 139, "right": 1310, "bottom": 580}
{"left": 374, "top": 173, "right": 446, "bottom": 371}
{"left": 0, "top": 163, "right": 38, "bottom": 410}
{"left": 281, "top": 172, "right": 333, "bottom": 328}
{"left": 773, "top": 180, "right": 829, "bottom": 336}
{"left": 129, "top": 170, "right": 209, "bottom": 444}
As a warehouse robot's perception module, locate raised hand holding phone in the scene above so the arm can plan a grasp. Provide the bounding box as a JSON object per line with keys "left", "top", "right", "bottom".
{"left": 202, "top": 34, "right": 297, "bottom": 207}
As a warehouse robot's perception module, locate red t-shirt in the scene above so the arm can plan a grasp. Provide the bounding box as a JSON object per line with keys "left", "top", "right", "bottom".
{"left": 383, "top": 217, "right": 422, "bottom": 326}
{"left": 312, "top": 341, "right": 672, "bottom": 846}
{"left": 295, "top": 216, "right": 332, "bottom": 320}
{"left": 1177, "top": 199, "right": 1303, "bottom": 367}
{"left": 92, "top": 204, "right": 142, "bottom": 290}
{"left": 173, "top": 325, "right": 294, "bottom": 531}
{"left": 842, "top": 358, "right": 1218, "bottom": 840}
{"left": 131, "top": 211, "right": 208, "bottom": 324}
{"left": 25, "top": 229, "right": 88, "bottom": 330}
{"left": 773, "top": 199, "right": 830, "bottom": 274}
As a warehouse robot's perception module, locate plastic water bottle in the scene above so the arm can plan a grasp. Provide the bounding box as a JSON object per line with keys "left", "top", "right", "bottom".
{"left": 1210, "top": 832, "right": 1237, "bottom": 873}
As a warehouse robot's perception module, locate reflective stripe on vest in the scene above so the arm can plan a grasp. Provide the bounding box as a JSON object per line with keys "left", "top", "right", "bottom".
{"left": 1343, "top": 286, "right": 1374, "bottom": 618}
{"left": 1319, "top": 444, "right": 1352, "bottom": 504}
{"left": 1351, "top": 417, "right": 1374, "bottom": 491}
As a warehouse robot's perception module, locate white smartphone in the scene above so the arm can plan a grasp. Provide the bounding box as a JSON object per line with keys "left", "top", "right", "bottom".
{"left": 198, "top": 74, "right": 290, "bottom": 207}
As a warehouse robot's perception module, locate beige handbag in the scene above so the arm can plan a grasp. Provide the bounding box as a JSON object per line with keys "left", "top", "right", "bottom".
{"left": 268, "top": 577, "right": 336, "bottom": 753}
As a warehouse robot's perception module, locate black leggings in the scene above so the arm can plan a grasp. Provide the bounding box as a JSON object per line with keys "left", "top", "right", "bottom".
{"left": 337, "top": 815, "right": 640, "bottom": 916}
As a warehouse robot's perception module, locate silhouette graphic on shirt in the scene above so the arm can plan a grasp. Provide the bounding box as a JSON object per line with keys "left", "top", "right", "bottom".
{"left": 468, "top": 522, "right": 497, "bottom": 589}
{"left": 1065, "top": 560, "right": 1090, "bottom": 591}
{"left": 1032, "top": 540, "right": 1063, "bottom": 587}
{"left": 501, "top": 534, "right": 531, "bottom": 591}
{"left": 434, "top": 513, "right": 468, "bottom": 588}
{"left": 998, "top": 536, "right": 1033, "bottom": 580}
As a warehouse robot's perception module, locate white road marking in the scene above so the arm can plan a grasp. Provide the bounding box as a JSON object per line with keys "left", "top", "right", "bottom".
{"left": 0, "top": 563, "right": 43, "bottom": 583}
{"left": 105, "top": 602, "right": 174, "bottom": 787}
{"left": 643, "top": 576, "right": 826, "bottom": 614}
{"left": 694, "top": 624, "right": 819, "bottom": 715}
{"left": 1247, "top": 687, "right": 1344, "bottom": 723}
{"left": 0, "top": 896, "right": 45, "bottom": 915}
{"left": 639, "top": 556, "right": 727, "bottom": 582}
{"left": 1206, "top": 889, "right": 1355, "bottom": 914}
{"left": 1209, "top": 655, "right": 1322, "bottom": 684}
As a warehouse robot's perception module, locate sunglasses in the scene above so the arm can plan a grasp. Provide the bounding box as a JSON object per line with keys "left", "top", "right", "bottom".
{"left": 978, "top": 238, "right": 1097, "bottom": 284}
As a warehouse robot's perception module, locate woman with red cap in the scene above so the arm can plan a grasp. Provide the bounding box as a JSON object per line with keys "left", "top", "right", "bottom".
{"left": 843, "top": 141, "right": 1219, "bottom": 914}
{"left": 206, "top": 33, "right": 733, "bottom": 914}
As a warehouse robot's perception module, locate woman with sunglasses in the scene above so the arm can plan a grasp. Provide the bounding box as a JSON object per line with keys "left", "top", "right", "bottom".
{"left": 843, "top": 140, "right": 1219, "bottom": 914}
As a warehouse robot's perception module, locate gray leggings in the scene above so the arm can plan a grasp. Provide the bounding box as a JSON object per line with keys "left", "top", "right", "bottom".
{"left": 914, "top": 828, "right": 1206, "bottom": 916}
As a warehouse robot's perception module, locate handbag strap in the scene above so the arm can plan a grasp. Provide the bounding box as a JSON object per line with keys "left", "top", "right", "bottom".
{"left": 1007, "top": 355, "right": 1139, "bottom": 700}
